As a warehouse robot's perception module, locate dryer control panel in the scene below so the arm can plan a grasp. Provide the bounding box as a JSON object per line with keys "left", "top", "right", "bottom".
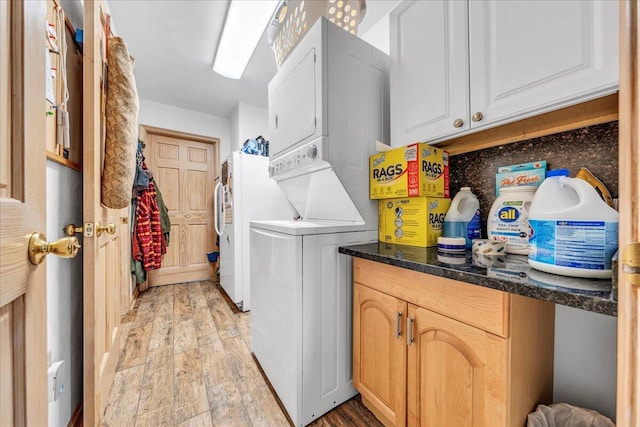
{"left": 269, "top": 139, "right": 328, "bottom": 180}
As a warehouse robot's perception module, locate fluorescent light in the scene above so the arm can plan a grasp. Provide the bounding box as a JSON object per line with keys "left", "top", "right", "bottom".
{"left": 213, "top": 0, "right": 279, "bottom": 79}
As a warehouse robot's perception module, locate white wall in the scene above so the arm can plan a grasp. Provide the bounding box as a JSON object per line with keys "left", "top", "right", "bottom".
{"left": 238, "top": 102, "right": 269, "bottom": 149}
{"left": 138, "top": 99, "right": 231, "bottom": 169}
{"left": 360, "top": 12, "right": 391, "bottom": 55}
{"left": 228, "top": 102, "right": 269, "bottom": 157}
{"left": 554, "top": 305, "right": 617, "bottom": 420}
{"left": 230, "top": 103, "right": 240, "bottom": 160}
{"left": 46, "top": 161, "right": 83, "bottom": 427}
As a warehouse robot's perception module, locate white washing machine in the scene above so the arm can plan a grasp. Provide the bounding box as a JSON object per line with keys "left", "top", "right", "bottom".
{"left": 250, "top": 220, "right": 376, "bottom": 426}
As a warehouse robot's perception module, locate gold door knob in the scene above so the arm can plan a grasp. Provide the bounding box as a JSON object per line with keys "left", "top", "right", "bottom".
{"left": 96, "top": 222, "right": 116, "bottom": 237}
{"left": 63, "top": 224, "right": 83, "bottom": 236}
{"left": 453, "top": 118, "right": 464, "bottom": 128}
{"left": 472, "top": 112, "right": 483, "bottom": 122}
{"left": 28, "top": 232, "right": 81, "bottom": 265}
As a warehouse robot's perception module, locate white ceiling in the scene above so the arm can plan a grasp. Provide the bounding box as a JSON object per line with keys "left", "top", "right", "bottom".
{"left": 104, "top": 0, "right": 400, "bottom": 119}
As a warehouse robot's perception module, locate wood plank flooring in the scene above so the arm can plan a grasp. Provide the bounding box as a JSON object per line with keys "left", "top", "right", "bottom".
{"left": 103, "top": 280, "right": 383, "bottom": 427}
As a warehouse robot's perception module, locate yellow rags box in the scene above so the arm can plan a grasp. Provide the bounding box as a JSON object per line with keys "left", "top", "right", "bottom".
{"left": 379, "top": 197, "right": 451, "bottom": 247}
{"left": 370, "top": 143, "right": 450, "bottom": 199}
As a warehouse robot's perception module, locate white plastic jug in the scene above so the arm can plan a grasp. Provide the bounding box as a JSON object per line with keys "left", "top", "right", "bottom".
{"left": 528, "top": 172, "right": 618, "bottom": 279}
{"left": 443, "top": 187, "right": 481, "bottom": 249}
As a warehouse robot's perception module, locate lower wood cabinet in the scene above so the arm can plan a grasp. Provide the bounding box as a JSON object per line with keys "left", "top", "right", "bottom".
{"left": 353, "top": 258, "right": 555, "bottom": 427}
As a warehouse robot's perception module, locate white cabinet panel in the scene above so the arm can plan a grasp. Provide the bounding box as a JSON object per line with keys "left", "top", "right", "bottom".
{"left": 469, "top": 0, "right": 619, "bottom": 128}
{"left": 390, "top": 0, "right": 619, "bottom": 145}
{"left": 390, "top": 0, "right": 469, "bottom": 147}
{"left": 269, "top": 48, "right": 318, "bottom": 158}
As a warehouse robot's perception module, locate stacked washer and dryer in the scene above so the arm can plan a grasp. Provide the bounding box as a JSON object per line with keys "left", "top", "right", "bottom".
{"left": 250, "top": 17, "right": 389, "bottom": 427}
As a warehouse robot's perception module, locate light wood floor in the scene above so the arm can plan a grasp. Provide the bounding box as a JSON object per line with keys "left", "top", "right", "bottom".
{"left": 103, "top": 280, "right": 383, "bottom": 427}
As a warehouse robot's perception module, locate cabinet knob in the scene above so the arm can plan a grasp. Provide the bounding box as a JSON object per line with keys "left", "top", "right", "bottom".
{"left": 472, "top": 112, "right": 483, "bottom": 122}
{"left": 453, "top": 118, "right": 464, "bottom": 128}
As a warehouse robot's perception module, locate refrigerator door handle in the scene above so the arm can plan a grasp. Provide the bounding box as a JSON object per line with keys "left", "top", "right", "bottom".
{"left": 214, "top": 182, "right": 224, "bottom": 235}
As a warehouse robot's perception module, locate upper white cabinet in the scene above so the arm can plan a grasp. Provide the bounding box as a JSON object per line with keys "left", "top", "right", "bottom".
{"left": 390, "top": 0, "right": 619, "bottom": 147}
{"left": 390, "top": 0, "right": 470, "bottom": 146}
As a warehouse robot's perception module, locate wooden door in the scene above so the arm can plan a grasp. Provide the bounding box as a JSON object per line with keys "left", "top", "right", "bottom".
{"left": 144, "top": 129, "right": 218, "bottom": 286}
{"left": 407, "top": 305, "right": 508, "bottom": 427}
{"left": 83, "top": 1, "right": 133, "bottom": 424}
{"left": 617, "top": 1, "right": 640, "bottom": 425}
{"left": 0, "top": 1, "right": 47, "bottom": 425}
{"left": 353, "top": 283, "right": 407, "bottom": 427}
{"left": 389, "top": 0, "right": 469, "bottom": 147}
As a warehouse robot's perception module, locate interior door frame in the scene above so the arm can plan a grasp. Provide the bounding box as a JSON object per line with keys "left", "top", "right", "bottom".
{"left": 617, "top": 0, "right": 639, "bottom": 425}
{"left": 138, "top": 124, "right": 220, "bottom": 288}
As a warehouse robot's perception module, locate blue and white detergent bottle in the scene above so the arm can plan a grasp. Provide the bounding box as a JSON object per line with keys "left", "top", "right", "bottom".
{"left": 443, "top": 187, "right": 481, "bottom": 249}
{"left": 528, "top": 169, "right": 618, "bottom": 279}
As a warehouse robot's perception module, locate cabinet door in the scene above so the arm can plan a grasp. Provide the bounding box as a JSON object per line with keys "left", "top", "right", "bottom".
{"left": 390, "top": 0, "right": 469, "bottom": 147}
{"left": 407, "top": 305, "right": 508, "bottom": 427}
{"left": 469, "top": 0, "right": 619, "bottom": 129}
{"left": 354, "top": 284, "right": 407, "bottom": 426}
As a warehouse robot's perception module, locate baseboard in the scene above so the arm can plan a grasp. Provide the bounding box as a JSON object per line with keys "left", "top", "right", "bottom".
{"left": 67, "top": 403, "right": 82, "bottom": 427}
{"left": 131, "top": 286, "right": 140, "bottom": 305}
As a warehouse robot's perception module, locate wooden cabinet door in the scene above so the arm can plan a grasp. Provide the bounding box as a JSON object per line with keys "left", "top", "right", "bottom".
{"left": 390, "top": 0, "right": 469, "bottom": 147}
{"left": 353, "top": 284, "right": 407, "bottom": 426}
{"left": 407, "top": 305, "right": 508, "bottom": 427}
{"left": 468, "top": 0, "right": 619, "bottom": 130}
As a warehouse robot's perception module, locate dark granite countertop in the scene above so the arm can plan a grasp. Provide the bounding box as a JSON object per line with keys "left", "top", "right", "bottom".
{"left": 339, "top": 243, "right": 617, "bottom": 316}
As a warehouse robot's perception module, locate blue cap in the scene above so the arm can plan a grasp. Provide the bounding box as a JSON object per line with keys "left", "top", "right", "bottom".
{"left": 546, "top": 168, "right": 570, "bottom": 178}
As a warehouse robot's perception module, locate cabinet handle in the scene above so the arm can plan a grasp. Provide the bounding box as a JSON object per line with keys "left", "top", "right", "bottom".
{"left": 275, "top": 114, "right": 279, "bottom": 129}
{"left": 395, "top": 311, "right": 402, "bottom": 339}
{"left": 406, "top": 317, "right": 414, "bottom": 346}
{"left": 472, "top": 112, "right": 483, "bottom": 122}
{"left": 453, "top": 118, "right": 464, "bottom": 128}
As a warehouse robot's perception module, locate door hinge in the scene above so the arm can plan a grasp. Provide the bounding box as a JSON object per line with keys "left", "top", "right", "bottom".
{"left": 83, "top": 222, "right": 94, "bottom": 238}
{"left": 622, "top": 242, "right": 640, "bottom": 286}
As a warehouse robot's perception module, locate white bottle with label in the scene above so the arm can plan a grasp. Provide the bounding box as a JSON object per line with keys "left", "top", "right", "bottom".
{"left": 528, "top": 171, "right": 618, "bottom": 279}
{"left": 443, "top": 187, "right": 481, "bottom": 249}
{"left": 487, "top": 186, "right": 537, "bottom": 255}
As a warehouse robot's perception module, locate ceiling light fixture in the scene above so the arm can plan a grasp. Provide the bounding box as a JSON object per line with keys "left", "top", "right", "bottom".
{"left": 213, "top": 0, "right": 280, "bottom": 79}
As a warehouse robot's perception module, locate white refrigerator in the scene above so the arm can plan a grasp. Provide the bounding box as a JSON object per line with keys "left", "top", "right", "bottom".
{"left": 214, "top": 151, "right": 297, "bottom": 312}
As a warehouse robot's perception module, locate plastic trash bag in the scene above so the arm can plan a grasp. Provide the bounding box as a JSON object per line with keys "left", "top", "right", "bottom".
{"left": 241, "top": 136, "right": 269, "bottom": 156}
{"left": 527, "top": 403, "right": 615, "bottom": 427}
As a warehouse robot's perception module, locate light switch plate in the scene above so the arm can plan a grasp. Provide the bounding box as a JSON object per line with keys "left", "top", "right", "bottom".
{"left": 48, "top": 360, "right": 65, "bottom": 402}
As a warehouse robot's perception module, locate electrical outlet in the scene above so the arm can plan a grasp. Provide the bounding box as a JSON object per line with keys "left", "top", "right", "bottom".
{"left": 47, "top": 360, "right": 65, "bottom": 402}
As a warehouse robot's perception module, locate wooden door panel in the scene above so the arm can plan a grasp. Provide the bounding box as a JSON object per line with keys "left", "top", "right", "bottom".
{"left": 0, "top": 0, "right": 10, "bottom": 199}
{"left": 186, "top": 169, "right": 207, "bottom": 210}
{"left": 408, "top": 305, "right": 508, "bottom": 427}
{"left": 0, "top": 200, "right": 28, "bottom": 306}
{"left": 146, "top": 132, "right": 217, "bottom": 286}
{"left": 158, "top": 140, "right": 180, "bottom": 160}
{"left": 188, "top": 224, "right": 209, "bottom": 265}
{"left": 0, "top": 1, "right": 47, "bottom": 425}
{"left": 187, "top": 146, "right": 208, "bottom": 163}
{"left": 353, "top": 283, "right": 407, "bottom": 427}
{"left": 83, "top": 1, "right": 132, "bottom": 423}
{"left": 0, "top": 304, "right": 15, "bottom": 426}
{"left": 163, "top": 225, "right": 181, "bottom": 268}
{"left": 157, "top": 167, "right": 180, "bottom": 209}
